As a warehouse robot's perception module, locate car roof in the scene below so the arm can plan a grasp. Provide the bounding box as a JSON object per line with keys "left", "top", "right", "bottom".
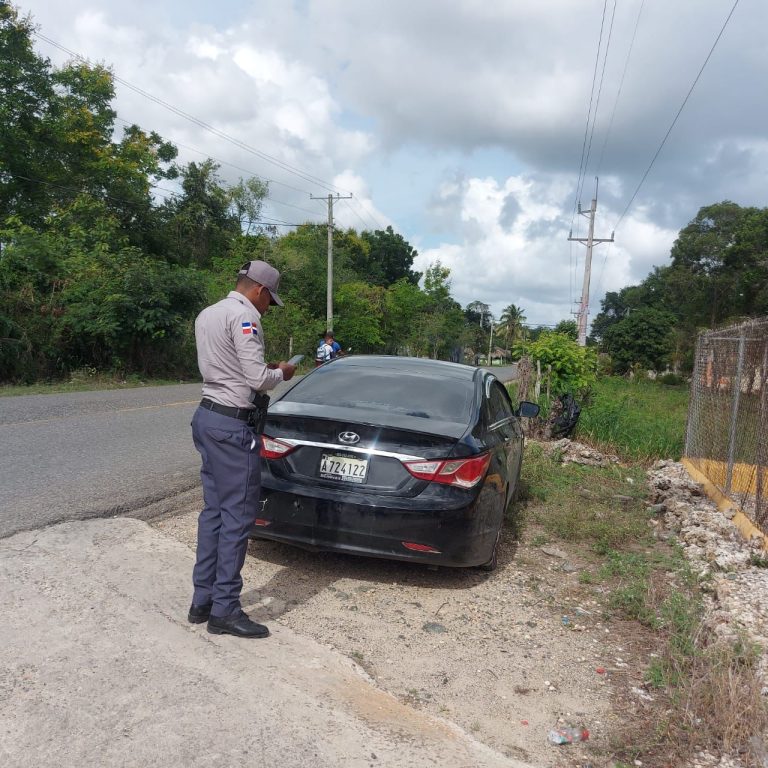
{"left": 327, "top": 355, "right": 479, "bottom": 381}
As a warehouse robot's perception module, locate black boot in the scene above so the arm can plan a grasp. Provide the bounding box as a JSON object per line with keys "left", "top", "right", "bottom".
{"left": 187, "top": 602, "right": 212, "bottom": 624}
{"left": 207, "top": 610, "right": 270, "bottom": 638}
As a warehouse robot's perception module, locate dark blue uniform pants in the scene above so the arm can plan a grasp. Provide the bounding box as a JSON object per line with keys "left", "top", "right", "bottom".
{"left": 191, "top": 406, "right": 260, "bottom": 618}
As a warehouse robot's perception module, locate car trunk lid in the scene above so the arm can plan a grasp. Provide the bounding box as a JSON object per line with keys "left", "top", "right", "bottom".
{"left": 263, "top": 405, "right": 463, "bottom": 497}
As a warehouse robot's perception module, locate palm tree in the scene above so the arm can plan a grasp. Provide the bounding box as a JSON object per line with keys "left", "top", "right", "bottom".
{"left": 499, "top": 304, "right": 527, "bottom": 344}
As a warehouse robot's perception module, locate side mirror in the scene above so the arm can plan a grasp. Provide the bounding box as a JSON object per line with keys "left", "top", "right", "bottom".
{"left": 516, "top": 401, "right": 540, "bottom": 418}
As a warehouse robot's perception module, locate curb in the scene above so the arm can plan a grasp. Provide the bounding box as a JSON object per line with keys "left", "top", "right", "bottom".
{"left": 681, "top": 458, "right": 768, "bottom": 552}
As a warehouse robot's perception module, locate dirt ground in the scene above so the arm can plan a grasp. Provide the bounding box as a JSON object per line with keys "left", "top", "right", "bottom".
{"left": 154, "top": 495, "right": 656, "bottom": 768}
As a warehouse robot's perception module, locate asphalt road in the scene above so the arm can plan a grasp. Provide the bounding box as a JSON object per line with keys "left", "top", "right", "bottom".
{"left": 0, "top": 384, "right": 205, "bottom": 538}
{"left": 0, "top": 364, "right": 517, "bottom": 539}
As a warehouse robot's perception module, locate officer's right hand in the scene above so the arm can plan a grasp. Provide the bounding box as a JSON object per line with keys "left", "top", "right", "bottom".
{"left": 278, "top": 362, "right": 296, "bottom": 380}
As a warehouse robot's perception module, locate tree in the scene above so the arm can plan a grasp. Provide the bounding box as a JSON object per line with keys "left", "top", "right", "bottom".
{"left": 423, "top": 261, "right": 452, "bottom": 303}
{"left": 0, "top": 6, "right": 178, "bottom": 230}
{"left": 163, "top": 161, "right": 239, "bottom": 268}
{"left": 359, "top": 226, "right": 421, "bottom": 285}
{"left": 418, "top": 262, "right": 464, "bottom": 359}
{"left": 522, "top": 332, "right": 597, "bottom": 396}
{"left": 0, "top": 5, "right": 506, "bottom": 382}
{"left": 463, "top": 300, "right": 489, "bottom": 355}
{"left": 603, "top": 308, "right": 676, "bottom": 374}
{"left": 553, "top": 319, "right": 578, "bottom": 341}
{"left": 228, "top": 177, "right": 269, "bottom": 236}
{"left": 334, "top": 282, "right": 385, "bottom": 353}
{"left": 499, "top": 304, "right": 527, "bottom": 344}
{"left": 669, "top": 201, "right": 768, "bottom": 328}
{"left": 383, "top": 279, "right": 429, "bottom": 354}
{"left": 0, "top": 197, "right": 206, "bottom": 379}
{"left": 0, "top": 4, "right": 57, "bottom": 225}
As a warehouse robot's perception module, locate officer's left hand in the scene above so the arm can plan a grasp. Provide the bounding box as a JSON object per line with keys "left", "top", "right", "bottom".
{"left": 266, "top": 362, "right": 279, "bottom": 369}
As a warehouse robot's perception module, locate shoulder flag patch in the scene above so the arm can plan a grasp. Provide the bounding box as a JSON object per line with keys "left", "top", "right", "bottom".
{"left": 241, "top": 322, "right": 253, "bottom": 335}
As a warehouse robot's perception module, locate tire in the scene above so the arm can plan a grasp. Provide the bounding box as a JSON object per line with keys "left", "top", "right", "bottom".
{"left": 478, "top": 530, "right": 501, "bottom": 572}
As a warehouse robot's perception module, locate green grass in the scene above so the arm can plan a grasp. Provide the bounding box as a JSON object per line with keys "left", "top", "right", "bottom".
{"left": 0, "top": 371, "right": 196, "bottom": 397}
{"left": 575, "top": 376, "right": 690, "bottom": 462}
{"left": 517, "top": 442, "right": 650, "bottom": 553}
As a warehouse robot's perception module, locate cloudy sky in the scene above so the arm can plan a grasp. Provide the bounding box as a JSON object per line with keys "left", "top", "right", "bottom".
{"left": 20, "top": 0, "right": 767, "bottom": 326}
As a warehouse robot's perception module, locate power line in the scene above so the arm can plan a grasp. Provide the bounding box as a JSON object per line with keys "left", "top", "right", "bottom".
{"left": 596, "top": 0, "right": 646, "bottom": 176}
{"left": 350, "top": 195, "right": 388, "bottom": 231}
{"left": 3, "top": 172, "right": 306, "bottom": 231}
{"left": 570, "top": 0, "right": 610, "bottom": 229}
{"left": 32, "top": 31, "right": 353, "bottom": 197}
{"left": 340, "top": 197, "right": 371, "bottom": 231}
{"left": 31, "top": 29, "right": 404, "bottom": 241}
{"left": 569, "top": 0, "right": 610, "bottom": 311}
{"left": 113, "top": 115, "right": 313, "bottom": 198}
{"left": 570, "top": 1, "right": 616, "bottom": 314}
{"left": 592, "top": 240, "right": 614, "bottom": 311}
{"left": 113, "top": 115, "right": 325, "bottom": 220}
{"left": 577, "top": 0, "right": 616, "bottom": 204}
{"left": 3, "top": 170, "right": 172, "bottom": 207}
{"left": 613, "top": 0, "right": 741, "bottom": 231}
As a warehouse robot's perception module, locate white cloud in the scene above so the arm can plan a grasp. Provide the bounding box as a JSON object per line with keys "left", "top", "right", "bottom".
{"left": 416, "top": 172, "right": 677, "bottom": 326}
{"left": 18, "top": 0, "right": 768, "bottom": 321}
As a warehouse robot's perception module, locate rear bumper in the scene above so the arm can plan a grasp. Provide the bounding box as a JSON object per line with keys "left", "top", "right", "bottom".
{"left": 252, "top": 487, "right": 500, "bottom": 568}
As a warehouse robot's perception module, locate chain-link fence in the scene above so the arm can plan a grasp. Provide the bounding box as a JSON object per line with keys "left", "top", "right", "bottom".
{"left": 684, "top": 319, "right": 768, "bottom": 532}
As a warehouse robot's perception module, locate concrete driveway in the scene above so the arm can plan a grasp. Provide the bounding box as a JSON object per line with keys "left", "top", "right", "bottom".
{"left": 0, "top": 517, "right": 533, "bottom": 768}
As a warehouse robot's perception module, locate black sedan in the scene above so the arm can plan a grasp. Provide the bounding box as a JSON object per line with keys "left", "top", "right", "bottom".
{"left": 254, "top": 356, "right": 538, "bottom": 570}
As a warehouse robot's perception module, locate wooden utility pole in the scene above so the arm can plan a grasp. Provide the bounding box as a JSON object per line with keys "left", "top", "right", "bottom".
{"left": 311, "top": 192, "right": 353, "bottom": 332}
{"left": 568, "top": 178, "right": 614, "bottom": 346}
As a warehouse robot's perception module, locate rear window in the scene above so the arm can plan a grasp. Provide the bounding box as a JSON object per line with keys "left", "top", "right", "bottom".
{"left": 282, "top": 366, "right": 473, "bottom": 422}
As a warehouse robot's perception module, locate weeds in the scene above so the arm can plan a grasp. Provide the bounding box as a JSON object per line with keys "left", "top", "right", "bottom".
{"left": 575, "top": 376, "right": 689, "bottom": 462}
{"left": 521, "top": 443, "right": 649, "bottom": 551}
{"left": 0, "top": 373, "right": 191, "bottom": 397}
{"left": 517, "top": 441, "right": 768, "bottom": 765}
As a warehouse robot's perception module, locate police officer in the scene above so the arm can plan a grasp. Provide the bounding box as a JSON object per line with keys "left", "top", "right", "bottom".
{"left": 188, "top": 260, "right": 295, "bottom": 638}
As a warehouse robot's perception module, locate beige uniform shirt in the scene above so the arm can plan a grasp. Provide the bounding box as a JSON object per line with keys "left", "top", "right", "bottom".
{"left": 195, "top": 291, "right": 284, "bottom": 408}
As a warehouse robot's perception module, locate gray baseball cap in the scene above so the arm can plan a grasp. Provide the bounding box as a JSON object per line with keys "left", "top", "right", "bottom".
{"left": 238, "top": 260, "right": 284, "bottom": 306}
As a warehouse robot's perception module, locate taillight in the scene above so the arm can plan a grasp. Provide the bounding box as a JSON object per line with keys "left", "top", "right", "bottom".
{"left": 260, "top": 435, "right": 296, "bottom": 460}
{"left": 403, "top": 453, "right": 491, "bottom": 488}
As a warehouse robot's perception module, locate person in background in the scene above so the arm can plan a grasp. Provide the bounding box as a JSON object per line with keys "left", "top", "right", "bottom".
{"left": 328, "top": 332, "right": 342, "bottom": 358}
{"left": 315, "top": 331, "right": 335, "bottom": 367}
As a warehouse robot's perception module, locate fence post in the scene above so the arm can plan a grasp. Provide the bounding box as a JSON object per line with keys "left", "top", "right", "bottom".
{"left": 684, "top": 332, "right": 703, "bottom": 458}
{"left": 756, "top": 338, "right": 768, "bottom": 527}
{"left": 725, "top": 329, "right": 747, "bottom": 495}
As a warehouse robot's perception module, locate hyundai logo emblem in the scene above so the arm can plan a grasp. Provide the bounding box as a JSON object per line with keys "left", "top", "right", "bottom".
{"left": 338, "top": 431, "right": 360, "bottom": 445}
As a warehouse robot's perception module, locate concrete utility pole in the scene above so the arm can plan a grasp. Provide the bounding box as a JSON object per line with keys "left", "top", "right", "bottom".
{"left": 568, "top": 178, "right": 614, "bottom": 347}
{"left": 311, "top": 192, "right": 353, "bottom": 332}
{"left": 482, "top": 309, "right": 494, "bottom": 366}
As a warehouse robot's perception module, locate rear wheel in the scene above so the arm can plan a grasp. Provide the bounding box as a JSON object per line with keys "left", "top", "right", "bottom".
{"left": 478, "top": 530, "right": 501, "bottom": 572}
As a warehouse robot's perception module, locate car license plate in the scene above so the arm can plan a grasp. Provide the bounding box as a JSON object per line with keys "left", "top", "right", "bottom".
{"left": 319, "top": 453, "right": 369, "bottom": 484}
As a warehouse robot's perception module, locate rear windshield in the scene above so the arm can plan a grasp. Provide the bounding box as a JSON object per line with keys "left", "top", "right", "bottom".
{"left": 282, "top": 366, "right": 474, "bottom": 422}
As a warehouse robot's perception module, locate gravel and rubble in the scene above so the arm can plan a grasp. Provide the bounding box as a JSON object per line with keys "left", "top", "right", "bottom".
{"left": 648, "top": 460, "right": 768, "bottom": 651}
{"left": 543, "top": 438, "right": 620, "bottom": 468}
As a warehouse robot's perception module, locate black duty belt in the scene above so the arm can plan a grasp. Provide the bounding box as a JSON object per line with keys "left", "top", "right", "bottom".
{"left": 199, "top": 398, "right": 255, "bottom": 421}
